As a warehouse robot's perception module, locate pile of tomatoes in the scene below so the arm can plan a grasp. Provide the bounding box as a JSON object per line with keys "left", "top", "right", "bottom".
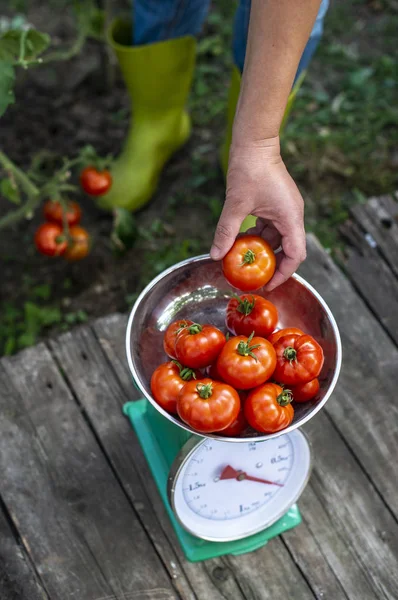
{"left": 150, "top": 235, "right": 324, "bottom": 436}
{"left": 34, "top": 166, "right": 112, "bottom": 261}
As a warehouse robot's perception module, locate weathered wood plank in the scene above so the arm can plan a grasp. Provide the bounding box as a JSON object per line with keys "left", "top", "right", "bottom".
{"left": 351, "top": 194, "right": 398, "bottom": 278}
{"left": 0, "top": 506, "right": 49, "bottom": 600}
{"left": 52, "top": 323, "right": 315, "bottom": 600}
{"left": 93, "top": 314, "right": 376, "bottom": 600}
{"left": 0, "top": 347, "right": 178, "bottom": 600}
{"left": 339, "top": 218, "right": 398, "bottom": 345}
{"left": 299, "top": 235, "right": 398, "bottom": 521}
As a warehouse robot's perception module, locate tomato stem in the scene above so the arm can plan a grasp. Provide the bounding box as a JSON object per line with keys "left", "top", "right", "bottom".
{"left": 284, "top": 346, "right": 297, "bottom": 362}
{"left": 175, "top": 321, "right": 190, "bottom": 335}
{"left": 277, "top": 390, "right": 293, "bottom": 407}
{"left": 241, "top": 249, "right": 256, "bottom": 265}
{"left": 188, "top": 323, "right": 203, "bottom": 335}
{"left": 197, "top": 382, "right": 213, "bottom": 399}
{"left": 237, "top": 331, "right": 261, "bottom": 361}
{"left": 236, "top": 295, "right": 255, "bottom": 316}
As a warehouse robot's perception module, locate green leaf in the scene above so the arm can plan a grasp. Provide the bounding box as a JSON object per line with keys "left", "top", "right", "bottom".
{"left": 32, "top": 284, "right": 52, "bottom": 300}
{"left": 0, "top": 177, "right": 20, "bottom": 204}
{"left": 4, "top": 336, "right": 16, "bottom": 355}
{"left": 0, "top": 29, "right": 50, "bottom": 63}
{"left": 0, "top": 60, "right": 15, "bottom": 117}
{"left": 111, "top": 208, "right": 137, "bottom": 255}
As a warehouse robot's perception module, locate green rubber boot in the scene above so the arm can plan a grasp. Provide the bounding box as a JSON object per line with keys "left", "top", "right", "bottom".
{"left": 219, "top": 67, "right": 306, "bottom": 233}
{"left": 99, "top": 19, "right": 196, "bottom": 211}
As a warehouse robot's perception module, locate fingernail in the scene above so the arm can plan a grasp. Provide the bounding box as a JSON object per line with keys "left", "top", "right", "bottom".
{"left": 210, "top": 246, "right": 222, "bottom": 260}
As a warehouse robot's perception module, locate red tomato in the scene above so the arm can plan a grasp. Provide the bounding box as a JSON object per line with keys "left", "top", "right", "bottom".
{"left": 64, "top": 225, "right": 90, "bottom": 261}
{"left": 80, "top": 166, "right": 112, "bottom": 196}
{"left": 268, "top": 327, "right": 304, "bottom": 346}
{"left": 177, "top": 378, "right": 240, "bottom": 433}
{"left": 206, "top": 360, "right": 225, "bottom": 381}
{"left": 222, "top": 235, "right": 276, "bottom": 291}
{"left": 150, "top": 361, "right": 199, "bottom": 414}
{"left": 291, "top": 378, "right": 320, "bottom": 403}
{"left": 245, "top": 383, "right": 294, "bottom": 433}
{"left": 44, "top": 200, "right": 81, "bottom": 227}
{"left": 217, "top": 333, "right": 276, "bottom": 390}
{"left": 34, "top": 223, "right": 67, "bottom": 257}
{"left": 163, "top": 320, "right": 193, "bottom": 359}
{"left": 273, "top": 334, "right": 324, "bottom": 385}
{"left": 220, "top": 408, "right": 248, "bottom": 436}
{"left": 175, "top": 323, "right": 226, "bottom": 369}
{"left": 226, "top": 294, "right": 278, "bottom": 338}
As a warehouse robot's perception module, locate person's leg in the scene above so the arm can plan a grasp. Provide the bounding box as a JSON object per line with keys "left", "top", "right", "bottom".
{"left": 232, "top": 0, "right": 329, "bottom": 79}
{"left": 133, "top": 0, "right": 210, "bottom": 45}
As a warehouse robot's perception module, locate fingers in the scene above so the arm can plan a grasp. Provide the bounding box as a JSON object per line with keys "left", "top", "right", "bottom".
{"left": 264, "top": 227, "right": 307, "bottom": 291}
{"left": 210, "top": 202, "right": 246, "bottom": 260}
{"left": 245, "top": 220, "right": 282, "bottom": 250}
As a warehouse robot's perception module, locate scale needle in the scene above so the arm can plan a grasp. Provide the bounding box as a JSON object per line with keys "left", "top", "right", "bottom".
{"left": 219, "top": 465, "right": 284, "bottom": 487}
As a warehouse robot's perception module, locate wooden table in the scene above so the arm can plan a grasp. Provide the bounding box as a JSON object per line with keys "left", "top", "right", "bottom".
{"left": 1, "top": 195, "right": 398, "bottom": 600}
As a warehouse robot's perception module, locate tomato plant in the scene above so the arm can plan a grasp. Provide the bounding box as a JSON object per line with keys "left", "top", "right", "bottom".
{"left": 226, "top": 294, "right": 278, "bottom": 338}
{"left": 163, "top": 319, "right": 193, "bottom": 359}
{"left": 34, "top": 223, "right": 67, "bottom": 257}
{"left": 217, "top": 332, "right": 276, "bottom": 390}
{"left": 177, "top": 378, "right": 240, "bottom": 433}
{"left": 245, "top": 383, "right": 294, "bottom": 433}
{"left": 44, "top": 200, "right": 82, "bottom": 227}
{"left": 80, "top": 166, "right": 112, "bottom": 196}
{"left": 268, "top": 327, "right": 304, "bottom": 345}
{"left": 291, "top": 378, "right": 320, "bottom": 403}
{"left": 64, "top": 225, "right": 90, "bottom": 261}
{"left": 273, "top": 334, "right": 324, "bottom": 385}
{"left": 150, "top": 361, "right": 199, "bottom": 414}
{"left": 175, "top": 323, "right": 226, "bottom": 369}
{"left": 222, "top": 236, "right": 276, "bottom": 291}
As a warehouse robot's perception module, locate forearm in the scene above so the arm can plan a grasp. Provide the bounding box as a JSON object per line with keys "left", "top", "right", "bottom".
{"left": 233, "top": 0, "right": 322, "bottom": 143}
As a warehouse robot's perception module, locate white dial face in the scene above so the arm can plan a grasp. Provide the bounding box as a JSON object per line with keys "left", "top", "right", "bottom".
{"left": 171, "top": 430, "right": 311, "bottom": 541}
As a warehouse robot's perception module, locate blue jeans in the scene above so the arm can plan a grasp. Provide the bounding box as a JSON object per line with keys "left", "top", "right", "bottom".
{"left": 133, "top": 0, "right": 329, "bottom": 81}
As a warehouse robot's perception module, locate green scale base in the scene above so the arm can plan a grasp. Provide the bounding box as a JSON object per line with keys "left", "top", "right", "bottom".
{"left": 123, "top": 399, "right": 302, "bottom": 562}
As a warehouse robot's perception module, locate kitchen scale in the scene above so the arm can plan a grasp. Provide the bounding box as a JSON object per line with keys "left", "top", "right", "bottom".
{"left": 123, "top": 254, "right": 341, "bottom": 562}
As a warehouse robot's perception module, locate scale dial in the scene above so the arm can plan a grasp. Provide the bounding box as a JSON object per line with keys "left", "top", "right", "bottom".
{"left": 168, "top": 430, "right": 311, "bottom": 542}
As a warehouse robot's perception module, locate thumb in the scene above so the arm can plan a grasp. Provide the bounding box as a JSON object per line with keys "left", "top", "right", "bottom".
{"left": 210, "top": 201, "right": 246, "bottom": 260}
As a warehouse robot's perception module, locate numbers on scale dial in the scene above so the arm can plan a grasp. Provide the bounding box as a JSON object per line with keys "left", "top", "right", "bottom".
{"left": 181, "top": 437, "right": 294, "bottom": 521}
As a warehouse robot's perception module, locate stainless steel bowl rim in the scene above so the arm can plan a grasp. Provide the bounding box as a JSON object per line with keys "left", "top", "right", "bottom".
{"left": 125, "top": 253, "right": 342, "bottom": 443}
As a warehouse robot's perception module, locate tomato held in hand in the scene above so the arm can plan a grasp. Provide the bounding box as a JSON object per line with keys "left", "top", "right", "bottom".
{"left": 291, "top": 378, "right": 320, "bottom": 403}
{"left": 34, "top": 223, "right": 67, "bottom": 257}
{"left": 226, "top": 294, "right": 278, "bottom": 338}
{"left": 219, "top": 408, "right": 248, "bottom": 437}
{"left": 222, "top": 235, "right": 276, "bottom": 291}
{"left": 273, "top": 334, "right": 324, "bottom": 385}
{"left": 217, "top": 332, "right": 276, "bottom": 390}
{"left": 245, "top": 383, "right": 294, "bottom": 433}
{"left": 163, "top": 320, "right": 193, "bottom": 359}
{"left": 80, "top": 166, "right": 112, "bottom": 196}
{"left": 268, "top": 327, "right": 304, "bottom": 346}
{"left": 64, "top": 225, "right": 90, "bottom": 261}
{"left": 175, "top": 323, "right": 226, "bottom": 369}
{"left": 177, "top": 378, "right": 240, "bottom": 433}
{"left": 44, "top": 200, "right": 81, "bottom": 227}
{"left": 151, "top": 361, "right": 199, "bottom": 414}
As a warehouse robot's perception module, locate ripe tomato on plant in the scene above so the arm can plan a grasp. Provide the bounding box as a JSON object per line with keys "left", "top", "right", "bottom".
{"left": 80, "top": 166, "right": 112, "bottom": 196}
{"left": 268, "top": 327, "right": 304, "bottom": 346}
{"left": 163, "top": 320, "right": 193, "bottom": 359}
{"left": 34, "top": 223, "right": 67, "bottom": 257}
{"left": 222, "top": 235, "right": 276, "bottom": 291}
{"left": 226, "top": 294, "right": 278, "bottom": 338}
{"left": 175, "top": 323, "right": 226, "bottom": 369}
{"left": 150, "top": 361, "right": 200, "bottom": 414}
{"left": 291, "top": 378, "right": 320, "bottom": 403}
{"left": 44, "top": 200, "right": 81, "bottom": 227}
{"left": 273, "top": 334, "right": 324, "bottom": 386}
{"left": 219, "top": 408, "right": 248, "bottom": 437}
{"left": 64, "top": 225, "right": 90, "bottom": 261}
{"left": 245, "top": 383, "right": 294, "bottom": 433}
{"left": 177, "top": 378, "right": 240, "bottom": 433}
{"left": 217, "top": 332, "right": 276, "bottom": 390}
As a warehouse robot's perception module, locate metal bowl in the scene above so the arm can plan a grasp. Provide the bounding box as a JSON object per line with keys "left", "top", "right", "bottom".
{"left": 126, "top": 255, "right": 342, "bottom": 442}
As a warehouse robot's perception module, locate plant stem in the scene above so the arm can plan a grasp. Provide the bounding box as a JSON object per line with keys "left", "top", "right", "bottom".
{"left": 0, "top": 151, "right": 41, "bottom": 230}
{"left": 0, "top": 151, "right": 39, "bottom": 197}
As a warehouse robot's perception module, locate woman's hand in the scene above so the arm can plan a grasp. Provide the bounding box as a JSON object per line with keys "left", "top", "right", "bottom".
{"left": 210, "top": 136, "right": 306, "bottom": 291}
